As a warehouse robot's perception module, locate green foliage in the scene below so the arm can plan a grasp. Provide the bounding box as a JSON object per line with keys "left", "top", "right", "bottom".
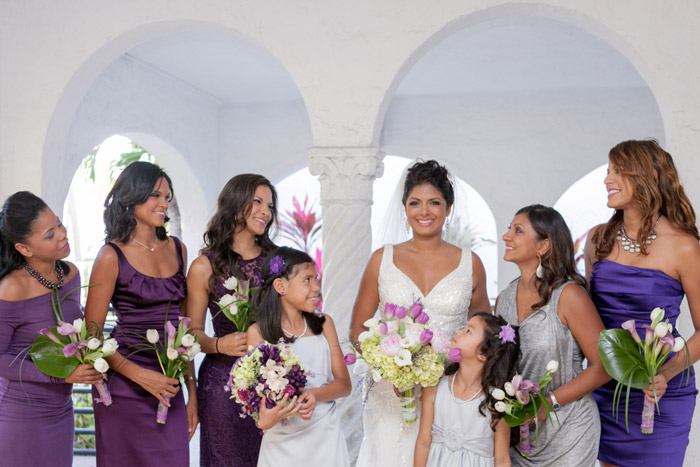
{"left": 81, "top": 140, "right": 155, "bottom": 183}
{"left": 30, "top": 332, "right": 79, "bottom": 378}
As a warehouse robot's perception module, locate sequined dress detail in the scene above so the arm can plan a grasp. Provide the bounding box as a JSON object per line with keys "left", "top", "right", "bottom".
{"left": 356, "top": 244, "right": 473, "bottom": 467}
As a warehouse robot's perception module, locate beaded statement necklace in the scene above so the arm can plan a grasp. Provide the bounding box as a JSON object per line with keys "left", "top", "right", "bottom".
{"left": 24, "top": 261, "right": 64, "bottom": 289}
{"left": 617, "top": 215, "right": 661, "bottom": 254}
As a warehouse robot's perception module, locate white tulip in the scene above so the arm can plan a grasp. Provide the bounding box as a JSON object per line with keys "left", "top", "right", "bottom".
{"left": 93, "top": 357, "right": 109, "bottom": 373}
{"left": 673, "top": 337, "right": 685, "bottom": 353}
{"left": 166, "top": 348, "right": 179, "bottom": 360}
{"left": 218, "top": 294, "right": 236, "bottom": 309}
{"left": 180, "top": 334, "right": 195, "bottom": 347}
{"left": 358, "top": 331, "right": 372, "bottom": 343}
{"left": 146, "top": 329, "right": 160, "bottom": 344}
{"left": 667, "top": 323, "right": 673, "bottom": 335}
{"left": 101, "top": 338, "right": 118, "bottom": 354}
{"left": 494, "top": 401, "right": 507, "bottom": 413}
{"left": 72, "top": 318, "right": 84, "bottom": 334}
{"left": 223, "top": 276, "right": 238, "bottom": 291}
{"left": 654, "top": 322, "right": 669, "bottom": 338}
{"left": 400, "top": 336, "right": 418, "bottom": 349}
{"left": 363, "top": 318, "right": 378, "bottom": 329}
{"left": 87, "top": 338, "right": 101, "bottom": 350}
{"left": 188, "top": 342, "right": 202, "bottom": 358}
{"left": 492, "top": 388, "right": 506, "bottom": 401}
{"left": 546, "top": 360, "right": 559, "bottom": 374}
{"left": 650, "top": 307, "right": 665, "bottom": 326}
{"left": 504, "top": 382, "right": 515, "bottom": 396}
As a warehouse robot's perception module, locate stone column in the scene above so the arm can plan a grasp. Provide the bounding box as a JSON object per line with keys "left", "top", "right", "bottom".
{"left": 308, "top": 146, "right": 384, "bottom": 460}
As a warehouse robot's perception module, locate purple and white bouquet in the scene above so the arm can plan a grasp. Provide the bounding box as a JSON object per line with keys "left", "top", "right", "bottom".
{"left": 29, "top": 288, "right": 118, "bottom": 405}
{"left": 226, "top": 341, "right": 307, "bottom": 421}
{"left": 214, "top": 275, "right": 257, "bottom": 333}
{"left": 143, "top": 317, "right": 200, "bottom": 424}
{"left": 598, "top": 307, "right": 690, "bottom": 434}
{"left": 344, "top": 302, "right": 451, "bottom": 424}
{"left": 492, "top": 360, "right": 559, "bottom": 456}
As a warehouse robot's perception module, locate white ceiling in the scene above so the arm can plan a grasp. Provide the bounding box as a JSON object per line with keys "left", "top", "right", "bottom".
{"left": 126, "top": 16, "right": 648, "bottom": 105}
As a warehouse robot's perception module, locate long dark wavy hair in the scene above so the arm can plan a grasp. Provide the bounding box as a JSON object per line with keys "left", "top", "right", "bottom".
{"left": 201, "top": 174, "right": 278, "bottom": 290}
{"left": 402, "top": 159, "right": 455, "bottom": 208}
{"left": 516, "top": 205, "right": 587, "bottom": 310}
{"left": 446, "top": 312, "right": 521, "bottom": 431}
{"left": 0, "top": 191, "right": 53, "bottom": 280}
{"left": 253, "top": 247, "right": 324, "bottom": 344}
{"left": 103, "top": 161, "right": 173, "bottom": 242}
{"left": 591, "top": 139, "right": 699, "bottom": 259}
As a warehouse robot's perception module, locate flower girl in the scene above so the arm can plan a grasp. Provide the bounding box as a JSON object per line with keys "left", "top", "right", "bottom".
{"left": 246, "top": 247, "right": 351, "bottom": 467}
{"left": 414, "top": 312, "right": 520, "bottom": 467}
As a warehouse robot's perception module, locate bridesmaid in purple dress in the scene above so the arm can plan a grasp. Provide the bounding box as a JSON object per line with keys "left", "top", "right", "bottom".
{"left": 85, "top": 162, "right": 197, "bottom": 466}
{"left": 585, "top": 140, "right": 700, "bottom": 467}
{"left": 0, "top": 192, "right": 101, "bottom": 466}
{"left": 186, "top": 174, "right": 277, "bottom": 466}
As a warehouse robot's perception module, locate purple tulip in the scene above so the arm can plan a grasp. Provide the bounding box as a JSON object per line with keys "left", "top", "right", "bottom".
{"left": 56, "top": 321, "right": 75, "bottom": 336}
{"left": 410, "top": 303, "right": 423, "bottom": 318}
{"left": 384, "top": 303, "right": 396, "bottom": 317}
{"left": 415, "top": 312, "right": 429, "bottom": 324}
{"left": 621, "top": 320, "right": 642, "bottom": 345}
{"left": 63, "top": 343, "right": 79, "bottom": 358}
{"left": 395, "top": 306, "right": 408, "bottom": 319}
{"left": 343, "top": 353, "right": 356, "bottom": 365}
{"left": 448, "top": 347, "right": 462, "bottom": 362}
{"left": 379, "top": 322, "right": 388, "bottom": 335}
{"left": 419, "top": 329, "right": 433, "bottom": 345}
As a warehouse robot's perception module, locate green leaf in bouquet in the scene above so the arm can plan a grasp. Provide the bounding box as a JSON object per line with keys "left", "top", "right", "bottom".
{"left": 29, "top": 334, "right": 79, "bottom": 378}
{"left": 598, "top": 329, "right": 649, "bottom": 389}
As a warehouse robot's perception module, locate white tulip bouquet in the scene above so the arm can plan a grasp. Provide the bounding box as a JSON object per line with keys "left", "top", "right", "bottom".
{"left": 598, "top": 307, "right": 690, "bottom": 434}
{"left": 214, "top": 275, "right": 257, "bottom": 333}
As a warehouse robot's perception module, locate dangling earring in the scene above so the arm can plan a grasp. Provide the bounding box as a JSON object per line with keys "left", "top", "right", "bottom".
{"left": 444, "top": 218, "right": 451, "bottom": 238}
{"left": 405, "top": 217, "right": 410, "bottom": 235}
{"left": 536, "top": 254, "right": 544, "bottom": 279}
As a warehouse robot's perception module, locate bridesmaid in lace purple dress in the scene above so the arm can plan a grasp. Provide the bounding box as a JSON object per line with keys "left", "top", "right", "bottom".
{"left": 85, "top": 162, "right": 198, "bottom": 466}
{"left": 584, "top": 140, "right": 700, "bottom": 467}
{"left": 0, "top": 192, "right": 101, "bottom": 466}
{"left": 186, "top": 174, "right": 277, "bottom": 466}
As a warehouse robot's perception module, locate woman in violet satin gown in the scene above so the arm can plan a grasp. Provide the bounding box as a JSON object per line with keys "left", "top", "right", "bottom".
{"left": 0, "top": 192, "right": 102, "bottom": 467}
{"left": 186, "top": 174, "right": 277, "bottom": 466}
{"left": 85, "top": 162, "right": 197, "bottom": 467}
{"left": 349, "top": 160, "right": 491, "bottom": 467}
{"left": 584, "top": 140, "right": 700, "bottom": 467}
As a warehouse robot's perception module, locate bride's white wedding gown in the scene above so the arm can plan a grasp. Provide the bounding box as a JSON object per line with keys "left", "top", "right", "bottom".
{"left": 356, "top": 244, "right": 473, "bottom": 467}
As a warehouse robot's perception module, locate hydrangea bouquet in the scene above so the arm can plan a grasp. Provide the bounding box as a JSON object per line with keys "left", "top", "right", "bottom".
{"left": 143, "top": 317, "right": 200, "bottom": 424}
{"left": 491, "top": 360, "right": 559, "bottom": 456}
{"left": 27, "top": 287, "right": 118, "bottom": 405}
{"left": 214, "top": 275, "right": 257, "bottom": 333}
{"left": 598, "top": 307, "right": 689, "bottom": 434}
{"left": 226, "top": 341, "right": 307, "bottom": 421}
{"left": 344, "top": 302, "right": 451, "bottom": 424}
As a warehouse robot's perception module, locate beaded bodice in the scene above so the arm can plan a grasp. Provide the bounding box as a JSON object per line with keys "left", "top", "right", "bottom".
{"left": 377, "top": 244, "right": 473, "bottom": 338}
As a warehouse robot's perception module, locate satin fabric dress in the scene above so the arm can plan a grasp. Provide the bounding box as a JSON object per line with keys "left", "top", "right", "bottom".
{"left": 92, "top": 238, "right": 189, "bottom": 467}
{"left": 590, "top": 260, "right": 697, "bottom": 467}
{"left": 0, "top": 273, "right": 82, "bottom": 467}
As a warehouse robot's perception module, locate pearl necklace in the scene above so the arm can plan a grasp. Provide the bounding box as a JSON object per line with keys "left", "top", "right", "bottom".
{"left": 24, "top": 261, "right": 64, "bottom": 289}
{"left": 132, "top": 238, "right": 156, "bottom": 252}
{"left": 281, "top": 317, "right": 307, "bottom": 338}
{"left": 617, "top": 215, "right": 661, "bottom": 253}
{"left": 449, "top": 370, "right": 482, "bottom": 404}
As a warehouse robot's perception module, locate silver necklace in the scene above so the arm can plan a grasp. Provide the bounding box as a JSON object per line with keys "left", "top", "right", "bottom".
{"left": 617, "top": 215, "right": 661, "bottom": 253}
{"left": 132, "top": 238, "right": 156, "bottom": 252}
{"left": 281, "top": 317, "right": 307, "bottom": 338}
{"left": 449, "top": 370, "right": 482, "bottom": 404}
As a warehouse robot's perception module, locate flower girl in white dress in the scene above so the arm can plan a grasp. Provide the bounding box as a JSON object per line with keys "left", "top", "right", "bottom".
{"left": 247, "top": 247, "right": 351, "bottom": 467}
{"left": 414, "top": 313, "right": 520, "bottom": 467}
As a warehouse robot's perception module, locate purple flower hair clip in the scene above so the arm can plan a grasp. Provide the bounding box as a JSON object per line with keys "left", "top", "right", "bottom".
{"left": 499, "top": 324, "right": 516, "bottom": 344}
{"left": 270, "top": 256, "right": 285, "bottom": 275}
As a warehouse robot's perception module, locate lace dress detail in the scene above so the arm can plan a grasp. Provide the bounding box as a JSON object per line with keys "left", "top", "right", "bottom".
{"left": 356, "top": 244, "right": 473, "bottom": 467}
{"left": 198, "top": 254, "right": 264, "bottom": 467}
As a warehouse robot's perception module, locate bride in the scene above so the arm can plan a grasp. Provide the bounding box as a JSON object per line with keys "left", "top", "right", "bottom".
{"left": 349, "top": 159, "right": 491, "bottom": 467}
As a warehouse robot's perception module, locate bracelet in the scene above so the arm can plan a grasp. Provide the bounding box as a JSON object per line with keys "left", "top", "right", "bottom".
{"left": 185, "top": 376, "right": 196, "bottom": 383}
{"left": 549, "top": 391, "right": 561, "bottom": 411}
{"left": 215, "top": 337, "right": 221, "bottom": 353}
